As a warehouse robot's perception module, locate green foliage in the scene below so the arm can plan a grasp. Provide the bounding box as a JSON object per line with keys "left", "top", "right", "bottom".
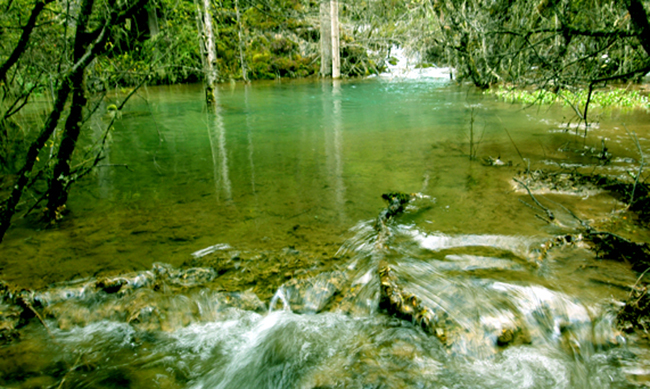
{"left": 0, "top": 0, "right": 69, "bottom": 175}
{"left": 488, "top": 86, "right": 650, "bottom": 110}
{"left": 341, "top": 38, "right": 381, "bottom": 77}
{"left": 87, "top": 0, "right": 203, "bottom": 88}
{"left": 1, "top": 0, "right": 438, "bottom": 92}
{"left": 213, "top": 2, "right": 321, "bottom": 81}
{"left": 86, "top": 0, "right": 402, "bottom": 84}
{"left": 91, "top": 0, "right": 327, "bottom": 84}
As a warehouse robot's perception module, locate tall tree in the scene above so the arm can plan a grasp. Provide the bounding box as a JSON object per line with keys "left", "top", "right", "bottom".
{"left": 320, "top": 0, "right": 332, "bottom": 77}
{"left": 234, "top": 0, "right": 248, "bottom": 82}
{"left": 45, "top": 0, "right": 96, "bottom": 220}
{"left": 195, "top": 0, "right": 218, "bottom": 105}
{"left": 320, "top": 0, "right": 341, "bottom": 78}
{"left": 331, "top": 0, "right": 340, "bottom": 79}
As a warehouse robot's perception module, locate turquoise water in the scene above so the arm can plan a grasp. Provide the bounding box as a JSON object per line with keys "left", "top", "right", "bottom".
{"left": 5, "top": 77, "right": 630, "bottom": 286}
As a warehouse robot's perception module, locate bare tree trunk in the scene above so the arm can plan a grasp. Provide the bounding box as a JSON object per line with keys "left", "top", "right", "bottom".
{"left": 234, "top": 0, "right": 248, "bottom": 82}
{"left": 46, "top": 0, "right": 95, "bottom": 220}
{"left": 331, "top": 0, "right": 340, "bottom": 79}
{"left": 147, "top": 6, "right": 159, "bottom": 37}
{"left": 627, "top": 0, "right": 650, "bottom": 56}
{"left": 0, "top": 80, "right": 71, "bottom": 242}
{"left": 320, "top": 0, "right": 332, "bottom": 77}
{"left": 195, "top": 0, "right": 218, "bottom": 105}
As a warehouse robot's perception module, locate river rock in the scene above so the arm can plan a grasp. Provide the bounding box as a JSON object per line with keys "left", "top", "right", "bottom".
{"left": 270, "top": 271, "right": 347, "bottom": 313}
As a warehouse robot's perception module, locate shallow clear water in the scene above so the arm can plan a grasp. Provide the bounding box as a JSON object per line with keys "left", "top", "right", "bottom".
{"left": 5, "top": 77, "right": 648, "bottom": 286}
{"left": 1, "top": 77, "right": 650, "bottom": 388}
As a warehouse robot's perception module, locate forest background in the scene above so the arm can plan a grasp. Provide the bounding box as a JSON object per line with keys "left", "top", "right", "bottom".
{"left": 1, "top": 0, "right": 650, "bottom": 243}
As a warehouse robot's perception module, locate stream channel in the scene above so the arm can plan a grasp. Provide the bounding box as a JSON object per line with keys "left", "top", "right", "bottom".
{"left": 1, "top": 75, "right": 650, "bottom": 388}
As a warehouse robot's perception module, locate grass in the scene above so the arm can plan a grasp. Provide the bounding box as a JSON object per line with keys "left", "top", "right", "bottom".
{"left": 487, "top": 86, "right": 650, "bottom": 110}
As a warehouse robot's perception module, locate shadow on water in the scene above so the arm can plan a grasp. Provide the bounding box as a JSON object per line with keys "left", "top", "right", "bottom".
{"left": 1, "top": 77, "right": 650, "bottom": 387}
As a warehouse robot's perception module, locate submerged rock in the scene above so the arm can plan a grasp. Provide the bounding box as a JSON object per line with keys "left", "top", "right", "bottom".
{"left": 584, "top": 230, "right": 650, "bottom": 272}
{"left": 482, "top": 156, "right": 512, "bottom": 167}
{"left": 270, "top": 271, "right": 347, "bottom": 313}
{"left": 377, "top": 262, "right": 533, "bottom": 351}
{"left": 0, "top": 281, "right": 24, "bottom": 344}
{"left": 153, "top": 262, "right": 218, "bottom": 288}
{"left": 513, "top": 170, "right": 603, "bottom": 196}
{"left": 0, "top": 304, "right": 21, "bottom": 344}
{"left": 218, "top": 290, "right": 267, "bottom": 313}
{"left": 375, "top": 192, "right": 420, "bottom": 249}
{"left": 378, "top": 261, "right": 451, "bottom": 344}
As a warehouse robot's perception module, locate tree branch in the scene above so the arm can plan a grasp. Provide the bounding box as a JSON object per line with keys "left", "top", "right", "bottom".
{"left": 491, "top": 26, "right": 637, "bottom": 39}
{"left": 0, "top": 0, "right": 149, "bottom": 242}
{"left": 0, "top": 0, "right": 55, "bottom": 82}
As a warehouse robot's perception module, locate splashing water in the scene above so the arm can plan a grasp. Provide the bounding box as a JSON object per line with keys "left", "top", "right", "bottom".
{"left": 381, "top": 45, "right": 453, "bottom": 80}
{"left": 1, "top": 194, "right": 647, "bottom": 389}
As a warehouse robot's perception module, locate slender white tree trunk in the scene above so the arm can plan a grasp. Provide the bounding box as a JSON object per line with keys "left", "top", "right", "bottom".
{"left": 331, "top": 0, "right": 340, "bottom": 79}
{"left": 235, "top": 0, "right": 248, "bottom": 82}
{"left": 195, "top": 0, "right": 218, "bottom": 105}
{"left": 320, "top": 0, "right": 332, "bottom": 77}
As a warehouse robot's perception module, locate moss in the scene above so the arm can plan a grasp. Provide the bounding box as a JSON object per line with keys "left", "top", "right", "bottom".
{"left": 270, "top": 37, "right": 297, "bottom": 55}
{"left": 87, "top": 1, "right": 372, "bottom": 86}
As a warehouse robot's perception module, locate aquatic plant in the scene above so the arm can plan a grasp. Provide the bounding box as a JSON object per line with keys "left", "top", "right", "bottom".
{"left": 488, "top": 86, "right": 650, "bottom": 110}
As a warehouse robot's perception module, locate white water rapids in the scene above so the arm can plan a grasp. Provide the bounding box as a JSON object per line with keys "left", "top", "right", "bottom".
{"left": 2, "top": 201, "right": 649, "bottom": 388}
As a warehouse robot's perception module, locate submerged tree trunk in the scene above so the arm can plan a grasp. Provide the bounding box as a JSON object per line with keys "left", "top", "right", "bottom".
{"left": 44, "top": 82, "right": 87, "bottom": 221}
{"left": 331, "top": 0, "right": 340, "bottom": 79}
{"left": 195, "top": 0, "right": 218, "bottom": 105}
{"left": 320, "top": 0, "right": 332, "bottom": 77}
{"left": 45, "top": 0, "right": 94, "bottom": 220}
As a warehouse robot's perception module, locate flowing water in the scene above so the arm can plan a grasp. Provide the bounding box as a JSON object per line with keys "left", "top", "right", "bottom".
{"left": 1, "top": 75, "right": 650, "bottom": 388}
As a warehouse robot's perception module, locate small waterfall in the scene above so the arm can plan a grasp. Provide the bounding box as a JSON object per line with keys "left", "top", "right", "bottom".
{"left": 0, "top": 194, "right": 644, "bottom": 388}
{"left": 381, "top": 45, "right": 453, "bottom": 80}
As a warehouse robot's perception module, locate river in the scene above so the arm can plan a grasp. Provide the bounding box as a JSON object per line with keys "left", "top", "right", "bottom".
{"left": 1, "top": 76, "right": 649, "bottom": 388}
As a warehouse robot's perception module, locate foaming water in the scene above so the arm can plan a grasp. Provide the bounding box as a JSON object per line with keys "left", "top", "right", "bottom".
{"left": 1, "top": 199, "right": 643, "bottom": 388}
{"left": 380, "top": 45, "right": 453, "bottom": 80}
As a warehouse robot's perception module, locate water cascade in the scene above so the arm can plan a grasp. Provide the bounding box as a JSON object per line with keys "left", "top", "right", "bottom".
{"left": 381, "top": 46, "right": 453, "bottom": 80}
{"left": 0, "top": 192, "right": 646, "bottom": 388}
